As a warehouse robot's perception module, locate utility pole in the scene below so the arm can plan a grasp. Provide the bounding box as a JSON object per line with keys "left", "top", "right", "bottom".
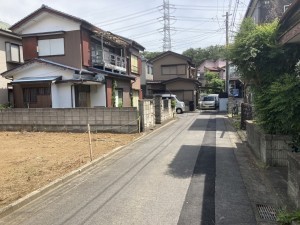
{"left": 225, "top": 12, "right": 229, "bottom": 94}
{"left": 163, "top": 0, "right": 172, "bottom": 51}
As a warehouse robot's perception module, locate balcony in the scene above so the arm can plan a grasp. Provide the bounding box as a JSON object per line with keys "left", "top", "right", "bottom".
{"left": 92, "top": 50, "right": 126, "bottom": 73}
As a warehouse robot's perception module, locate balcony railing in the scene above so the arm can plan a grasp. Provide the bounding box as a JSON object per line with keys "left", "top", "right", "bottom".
{"left": 92, "top": 50, "right": 126, "bottom": 73}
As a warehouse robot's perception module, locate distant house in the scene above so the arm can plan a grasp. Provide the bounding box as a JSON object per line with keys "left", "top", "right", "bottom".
{"left": 228, "top": 64, "right": 244, "bottom": 98}
{"left": 197, "top": 60, "right": 244, "bottom": 97}
{"left": 0, "top": 29, "right": 23, "bottom": 105}
{"left": 197, "top": 59, "right": 226, "bottom": 86}
{"left": 245, "top": 0, "right": 294, "bottom": 24}
{"left": 2, "top": 5, "right": 144, "bottom": 108}
{"left": 141, "top": 57, "right": 153, "bottom": 98}
{"left": 147, "top": 51, "right": 200, "bottom": 109}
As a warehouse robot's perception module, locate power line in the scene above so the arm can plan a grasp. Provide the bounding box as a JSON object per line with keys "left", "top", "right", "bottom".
{"left": 94, "top": 6, "right": 160, "bottom": 26}
{"left": 172, "top": 32, "right": 224, "bottom": 50}
{"left": 111, "top": 19, "right": 159, "bottom": 32}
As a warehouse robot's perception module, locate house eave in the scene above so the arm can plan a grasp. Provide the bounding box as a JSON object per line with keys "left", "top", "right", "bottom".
{"left": 21, "top": 31, "right": 65, "bottom": 37}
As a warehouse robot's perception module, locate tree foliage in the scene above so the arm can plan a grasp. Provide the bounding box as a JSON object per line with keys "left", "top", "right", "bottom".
{"left": 141, "top": 51, "right": 162, "bottom": 60}
{"left": 182, "top": 45, "right": 226, "bottom": 67}
{"left": 229, "top": 18, "right": 300, "bottom": 146}
{"left": 204, "top": 71, "right": 225, "bottom": 93}
{"left": 228, "top": 18, "right": 300, "bottom": 88}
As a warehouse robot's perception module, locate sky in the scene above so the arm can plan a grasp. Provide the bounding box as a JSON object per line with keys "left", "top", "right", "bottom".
{"left": 0, "top": 0, "right": 251, "bottom": 54}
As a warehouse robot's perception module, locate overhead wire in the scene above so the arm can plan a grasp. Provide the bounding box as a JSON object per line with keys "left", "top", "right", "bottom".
{"left": 94, "top": 6, "right": 160, "bottom": 26}
{"left": 87, "top": 2, "right": 250, "bottom": 52}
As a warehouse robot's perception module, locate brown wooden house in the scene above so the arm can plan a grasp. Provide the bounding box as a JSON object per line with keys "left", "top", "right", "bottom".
{"left": 147, "top": 51, "right": 200, "bottom": 109}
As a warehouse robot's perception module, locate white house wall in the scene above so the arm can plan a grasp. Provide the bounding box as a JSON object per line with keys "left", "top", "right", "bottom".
{"left": 10, "top": 63, "right": 74, "bottom": 80}
{"left": 15, "top": 12, "right": 81, "bottom": 34}
{"left": 90, "top": 84, "right": 106, "bottom": 107}
{"left": 8, "top": 62, "right": 76, "bottom": 108}
{"left": 51, "top": 83, "right": 72, "bottom": 108}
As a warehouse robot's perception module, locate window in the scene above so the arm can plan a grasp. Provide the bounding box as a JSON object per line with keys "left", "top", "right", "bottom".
{"left": 5, "top": 43, "right": 23, "bottom": 63}
{"left": 161, "top": 65, "right": 186, "bottom": 75}
{"left": 131, "top": 55, "right": 138, "bottom": 74}
{"left": 147, "top": 65, "right": 153, "bottom": 74}
{"left": 38, "top": 38, "right": 64, "bottom": 56}
{"left": 23, "top": 88, "right": 37, "bottom": 103}
{"left": 162, "top": 65, "right": 177, "bottom": 75}
{"left": 23, "top": 87, "right": 51, "bottom": 103}
{"left": 115, "top": 89, "right": 123, "bottom": 107}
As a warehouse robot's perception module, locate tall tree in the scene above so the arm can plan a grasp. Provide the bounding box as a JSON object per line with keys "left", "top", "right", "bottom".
{"left": 228, "top": 18, "right": 300, "bottom": 88}
{"left": 182, "top": 45, "right": 226, "bottom": 67}
{"left": 141, "top": 51, "right": 162, "bottom": 60}
{"left": 204, "top": 71, "right": 225, "bottom": 93}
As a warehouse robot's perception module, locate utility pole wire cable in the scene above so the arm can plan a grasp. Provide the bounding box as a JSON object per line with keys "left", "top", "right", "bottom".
{"left": 94, "top": 6, "right": 160, "bottom": 26}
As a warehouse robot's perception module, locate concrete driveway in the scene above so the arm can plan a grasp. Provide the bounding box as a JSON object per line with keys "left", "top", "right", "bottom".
{"left": 0, "top": 111, "right": 256, "bottom": 225}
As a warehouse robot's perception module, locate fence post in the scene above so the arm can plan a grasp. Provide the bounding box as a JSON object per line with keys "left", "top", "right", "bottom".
{"left": 87, "top": 124, "right": 93, "bottom": 161}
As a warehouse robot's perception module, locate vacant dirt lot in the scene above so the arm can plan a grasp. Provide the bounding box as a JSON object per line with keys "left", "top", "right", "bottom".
{"left": 0, "top": 131, "right": 141, "bottom": 208}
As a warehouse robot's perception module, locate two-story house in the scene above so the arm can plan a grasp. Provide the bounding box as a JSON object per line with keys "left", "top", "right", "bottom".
{"left": 147, "top": 51, "right": 200, "bottom": 109}
{"left": 1, "top": 5, "right": 144, "bottom": 108}
{"left": 0, "top": 29, "right": 23, "bottom": 105}
{"left": 245, "top": 0, "right": 294, "bottom": 24}
{"left": 141, "top": 57, "right": 153, "bottom": 98}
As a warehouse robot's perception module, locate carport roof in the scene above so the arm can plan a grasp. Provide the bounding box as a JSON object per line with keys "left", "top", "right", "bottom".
{"left": 11, "top": 76, "right": 62, "bottom": 84}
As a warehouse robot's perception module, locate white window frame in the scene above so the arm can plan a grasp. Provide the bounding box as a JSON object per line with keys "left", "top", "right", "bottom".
{"left": 38, "top": 38, "right": 65, "bottom": 56}
{"left": 5, "top": 42, "right": 23, "bottom": 63}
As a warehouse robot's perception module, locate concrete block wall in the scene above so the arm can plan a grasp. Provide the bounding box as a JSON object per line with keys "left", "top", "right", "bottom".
{"left": 154, "top": 97, "right": 174, "bottom": 124}
{"left": 0, "top": 108, "right": 139, "bottom": 133}
{"left": 161, "top": 99, "right": 172, "bottom": 122}
{"left": 261, "top": 134, "right": 291, "bottom": 166}
{"left": 139, "top": 99, "right": 155, "bottom": 131}
{"left": 246, "top": 120, "right": 261, "bottom": 159}
{"left": 287, "top": 152, "right": 300, "bottom": 208}
{"left": 155, "top": 96, "right": 163, "bottom": 124}
{"left": 246, "top": 120, "right": 291, "bottom": 166}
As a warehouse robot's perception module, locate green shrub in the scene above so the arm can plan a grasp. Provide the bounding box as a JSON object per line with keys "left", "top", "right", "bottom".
{"left": 277, "top": 210, "right": 300, "bottom": 225}
{"left": 0, "top": 103, "right": 10, "bottom": 109}
{"left": 171, "top": 99, "right": 176, "bottom": 108}
{"left": 254, "top": 73, "right": 300, "bottom": 150}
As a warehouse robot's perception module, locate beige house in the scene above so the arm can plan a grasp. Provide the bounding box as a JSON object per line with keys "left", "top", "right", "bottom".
{"left": 0, "top": 29, "right": 23, "bottom": 104}
{"left": 147, "top": 51, "right": 200, "bottom": 110}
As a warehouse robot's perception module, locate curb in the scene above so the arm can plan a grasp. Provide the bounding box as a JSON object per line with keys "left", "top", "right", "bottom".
{"left": 0, "top": 118, "right": 177, "bottom": 219}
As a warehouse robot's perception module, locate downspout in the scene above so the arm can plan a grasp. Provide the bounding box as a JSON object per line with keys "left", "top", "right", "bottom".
{"left": 101, "top": 33, "right": 105, "bottom": 70}
{"left": 130, "top": 78, "right": 136, "bottom": 107}
{"left": 71, "top": 85, "right": 73, "bottom": 108}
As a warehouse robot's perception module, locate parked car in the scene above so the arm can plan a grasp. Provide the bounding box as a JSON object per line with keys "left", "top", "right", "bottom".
{"left": 199, "top": 95, "right": 217, "bottom": 110}
{"left": 155, "top": 94, "right": 185, "bottom": 114}
{"left": 208, "top": 94, "right": 219, "bottom": 109}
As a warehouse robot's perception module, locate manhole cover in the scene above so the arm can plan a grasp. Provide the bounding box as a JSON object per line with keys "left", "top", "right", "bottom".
{"left": 256, "top": 204, "right": 278, "bottom": 221}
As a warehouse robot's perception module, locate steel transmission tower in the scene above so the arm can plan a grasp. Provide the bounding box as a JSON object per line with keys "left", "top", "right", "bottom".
{"left": 162, "top": 0, "right": 172, "bottom": 51}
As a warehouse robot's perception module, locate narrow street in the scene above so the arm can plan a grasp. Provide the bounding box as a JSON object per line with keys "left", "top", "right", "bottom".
{"left": 0, "top": 112, "right": 256, "bottom": 225}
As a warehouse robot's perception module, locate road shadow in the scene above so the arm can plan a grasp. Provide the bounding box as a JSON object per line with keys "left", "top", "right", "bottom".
{"left": 189, "top": 117, "right": 226, "bottom": 132}
{"left": 177, "top": 115, "right": 217, "bottom": 224}
{"left": 166, "top": 145, "right": 200, "bottom": 179}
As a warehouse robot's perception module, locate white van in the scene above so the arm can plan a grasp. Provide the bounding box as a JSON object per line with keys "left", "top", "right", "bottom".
{"left": 155, "top": 94, "right": 185, "bottom": 114}
{"left": 208, "top": 94, "right": 219, "bottom": 108}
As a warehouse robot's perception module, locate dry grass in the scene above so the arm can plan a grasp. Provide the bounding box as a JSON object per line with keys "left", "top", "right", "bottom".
{"left": 0, "top": 131, "right": 141, "bottom": 208}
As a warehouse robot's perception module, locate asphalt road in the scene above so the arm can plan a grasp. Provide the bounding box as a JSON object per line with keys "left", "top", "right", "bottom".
{"left": 0, "top": 111, "right": 256, "bottom": 225}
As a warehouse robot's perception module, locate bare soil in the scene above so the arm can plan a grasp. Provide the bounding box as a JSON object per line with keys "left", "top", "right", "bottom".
{"left": 0, "top": 131, "right": 141, "bottom": 208}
